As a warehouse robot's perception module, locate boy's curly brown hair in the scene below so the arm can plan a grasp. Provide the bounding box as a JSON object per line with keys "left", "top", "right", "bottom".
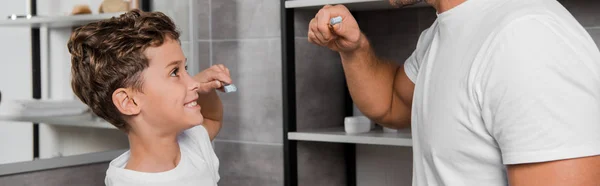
{"left": 68, "top": 9, "right": 180, "bottom": 131}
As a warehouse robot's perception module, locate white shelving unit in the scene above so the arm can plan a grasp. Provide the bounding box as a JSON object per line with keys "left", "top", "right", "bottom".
{"left": 0, "top": 113, "right": 115, "bottom": 129}
{"left": 0, "top": 12, "right": 124, "bottom": 28}
{"left": 282, "top": 1, "right": 424, "bottom": 184}
{"left": 285, "top": 0, "right": 428, "bottom": 11}
{"left": 283, "top": 0, "right": 425, "bottom": 148}
{"left": 0, "top": 13, "right": 123, "bottom": 129}
{"left": 289, "top": 127, "right": 412, "bottom": 146}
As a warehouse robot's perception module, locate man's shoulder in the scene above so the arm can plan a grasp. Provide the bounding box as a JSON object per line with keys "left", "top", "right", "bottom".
{"left": 485, "top": 0, "right": 572, "bottom": 34}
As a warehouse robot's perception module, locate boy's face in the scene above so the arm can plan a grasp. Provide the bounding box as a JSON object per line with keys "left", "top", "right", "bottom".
{"left": 135, "top": 37, "right": 203, "bottom": 132}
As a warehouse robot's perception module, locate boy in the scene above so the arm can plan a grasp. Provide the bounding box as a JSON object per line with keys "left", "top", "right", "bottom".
{"left": 68, "top": 9, "right": 232, "bottom": 185}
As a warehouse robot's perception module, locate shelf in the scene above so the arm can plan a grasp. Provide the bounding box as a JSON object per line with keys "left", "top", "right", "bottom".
{"left": 0, "top": 113, "right": 116, "bottom": 129}
{"left": 0, "top": 12, "right": 125, "bottom": 28}
{"left": 288, "top": 127, "right": 412, "bottom": 146}
{"left": 0, "top": 149, "right": 126, "bottom": 176}
{"left": 285, "top": 0, "right": 429, "bottom": 11}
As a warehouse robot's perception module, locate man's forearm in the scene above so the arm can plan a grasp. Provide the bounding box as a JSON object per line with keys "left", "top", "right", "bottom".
{"left": 197, "top": 90, "right": 223, "bottom": 140}
{"left": 340, "top": 34, "right": 410, "bottom": 128}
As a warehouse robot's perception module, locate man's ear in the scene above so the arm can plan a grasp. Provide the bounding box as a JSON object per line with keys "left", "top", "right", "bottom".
{"left": 112, "top": 88, "right": 141, "bottom": 116}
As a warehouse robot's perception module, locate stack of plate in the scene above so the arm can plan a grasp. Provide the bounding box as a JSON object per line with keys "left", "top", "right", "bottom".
{"left": 0, "top": 100, "right": 89, "bottom": 117}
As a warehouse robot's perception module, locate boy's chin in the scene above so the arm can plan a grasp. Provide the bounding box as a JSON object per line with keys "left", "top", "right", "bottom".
{"left": 186, "top": 116, "right": 205, "bottom": 127}
{"left": 172, "top": 114, "right": 204, "bottom": 131}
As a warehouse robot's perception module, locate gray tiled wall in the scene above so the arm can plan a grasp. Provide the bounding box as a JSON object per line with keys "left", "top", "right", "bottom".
{"left": 211, "top": 0, "right": 281, "bottom": 39}
{"left": 297, "top": 142, "right": 346, "bottom": 186}
{"left": 356, "top": 145, "right": 413, "bottom": 186}
{"left": 153, "top": 0, "right": 191, "bottom": 41}
{"left": 212, "top": 39, "right": 282, "bottom": 143}
{"left": 214, "top": 141, "right": 283, "bottom": 185}
{"left": 194, "top": 0, "right": 211, "bottom": 40}
{"left": 203, "top": 0, "right": 284, "bottom": 185}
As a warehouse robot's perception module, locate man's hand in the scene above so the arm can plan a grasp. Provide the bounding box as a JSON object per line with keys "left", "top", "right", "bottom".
{"left": 308, "top": 5, "right": 364, "bottom": 55}
{"left": 194, "top": 64, "right": 233, "bottom": 94}
{"left": 193, "top": 64, "right": 232, "bottom": 140}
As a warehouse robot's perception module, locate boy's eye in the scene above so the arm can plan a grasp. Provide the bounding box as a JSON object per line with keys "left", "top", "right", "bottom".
{"left": 170, "top": 67, "right": 179, "bottom": 77}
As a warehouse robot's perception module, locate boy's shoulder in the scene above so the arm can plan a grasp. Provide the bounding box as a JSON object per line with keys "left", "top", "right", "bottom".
{"left": 179, "top": 125, "right": 211, "bottom": 148}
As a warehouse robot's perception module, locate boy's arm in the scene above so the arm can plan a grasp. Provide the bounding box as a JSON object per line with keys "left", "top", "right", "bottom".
{"left": 193, "top": 64, "right": 232, "bottom": 141}
{"left": 196, "top": 90, "right": 222, "bottom": 141}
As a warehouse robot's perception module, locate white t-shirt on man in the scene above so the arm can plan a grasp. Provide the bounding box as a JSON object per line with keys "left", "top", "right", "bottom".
{"left": 404, "top": 0, "right": 600, "bottom": 185}
{"left": 105, "top": 125, "right": 220, "bottom": 186}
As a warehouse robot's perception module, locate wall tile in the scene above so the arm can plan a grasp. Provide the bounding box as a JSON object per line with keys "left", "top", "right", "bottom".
{"left": 211, "top": 39, "right": 283, "bottom": 143}
{"left": 356, "top": 145, "right": 413, "bottom": 186}
{"left": 563, "top": 0, "right": 600, "bottom": 27}
{"left": 294, "top": 9, "right": 318, "bottom": 38}
{"left": 0, "top": 163, "right": 109, "bottom": 186}
{"left": 194, "top": 0, "right": 211, "bottom": 40}
{"left": 214, "top": 141, "right": 283, "bottom": 186}
{"left": 211, "top": 0, "right": 280, "bottom": 39}
{"left": 181, "top": 42, "right": 205, "bottom": 75}
{"left": 181, "top": 42, "right": 191, "bottom": 59}
{"left": 197, "top": 41, "right": 212, "bottom": 72}
{"left": 298, "top": 142, "right": 346, "bottom": 186}
{"left": 418, "top": 7, "right": 437, "bottom": 33}
{"left": 153, "top": 0, "right": 191, "bottom": 41}
{"left": 368, "top": 33, "right": 420, "bottom": 64}
{"left": 294, "top": 39, "right": 346, "bottom": 130}
{"left": 356, "top": 9, "right": 420, "bottom": 37}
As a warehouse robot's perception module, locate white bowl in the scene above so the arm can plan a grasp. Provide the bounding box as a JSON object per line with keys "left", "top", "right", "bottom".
{"left": 344, "top": 116, "right": 372, "bottom": 134}
{"left": 383, "top": 127, "right": 398, "bottom": 133}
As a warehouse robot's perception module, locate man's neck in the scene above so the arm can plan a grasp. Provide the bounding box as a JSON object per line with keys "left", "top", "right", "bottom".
{"left": 125, "top": 127, "right": 181, "bottom": 173}
{"left": 430, "top": 0, "right": 467, "bottom": 13}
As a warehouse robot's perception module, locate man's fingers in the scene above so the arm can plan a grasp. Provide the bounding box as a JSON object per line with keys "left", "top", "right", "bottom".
{"left": 330, "top": 20, "right": 343, "bottom": 36}
{"left": 308, "top": 31, "right": 326, "bottom": 46}
{"left": 316, "top": 8, "right": 333, "bottom": 42}
{"left": 330, "top": 5, "right": 352, "bottom": 36}
{"left": 309, "top": 18, "right": 328, "bottom": 45}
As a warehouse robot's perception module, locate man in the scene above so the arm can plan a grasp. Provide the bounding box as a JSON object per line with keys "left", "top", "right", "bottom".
{"left": 308, "top": 0, "right": 600, "bottom": 185}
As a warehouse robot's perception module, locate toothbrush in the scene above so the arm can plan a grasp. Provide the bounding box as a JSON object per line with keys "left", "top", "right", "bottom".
{"left": 223, "top": 83, "right": 237, "bottom": 93}
{"left": 330, "top": 16, "right": 342, "bottom": 26}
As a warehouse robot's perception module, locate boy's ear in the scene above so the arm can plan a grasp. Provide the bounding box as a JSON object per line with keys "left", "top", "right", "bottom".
{"left": 112, "top": 88, "right": 141, "bottom": 116}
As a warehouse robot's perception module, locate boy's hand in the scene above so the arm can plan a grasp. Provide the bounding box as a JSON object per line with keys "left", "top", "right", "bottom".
{"left": 193, "top": 64, "right": 233, "bottom": 93}
{"left": 193, "top": 64, "right": 230, "bottom": 141}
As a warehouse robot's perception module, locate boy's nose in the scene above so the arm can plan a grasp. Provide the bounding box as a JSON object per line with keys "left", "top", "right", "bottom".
{"left": 184, "top": 73, "right": 200, "bottom": 91}
{"left": 189, "top": 81, "right": 200, "bottom": 91}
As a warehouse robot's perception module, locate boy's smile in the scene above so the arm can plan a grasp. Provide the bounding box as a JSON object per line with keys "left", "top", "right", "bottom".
{"left": 184, "top": 96, "right": 200, "bottom": 109}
